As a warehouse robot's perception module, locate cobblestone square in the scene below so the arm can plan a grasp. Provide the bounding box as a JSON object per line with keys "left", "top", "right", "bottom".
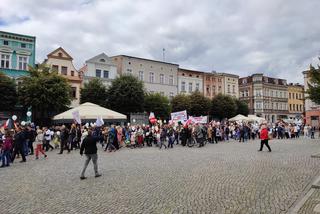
{"left": 1, "top": 138, "right": 320, "bottom": 214}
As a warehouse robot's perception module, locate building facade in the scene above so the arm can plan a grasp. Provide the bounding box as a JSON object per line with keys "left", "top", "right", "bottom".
{"left": 303, "top": 70, "right": 320, "bottom": 127}
{"left": 81, "top": 53, "right": 118, "bottom": 87}
{"left": 111, "top": 55, "right": 178, "bottom": 99}
{"left": 239, "top": 73, "right": 289, "bottom": 123}
{"left": 177, "top": 68, "right": 203, "bottom": 94}
{"left": 0, "top": 31, "right": 36, "bottom": 78}
{"left": 219, "top": 73, "right": 239, "bottom": 98}
{"left": 287, "top": 83, "right": 304, "bottom": 119}
{"left": 44, "top": 47, "right": 82, "bottom": 107}
{"left": 203, "top": 72, "right": 224, "bottom": 99}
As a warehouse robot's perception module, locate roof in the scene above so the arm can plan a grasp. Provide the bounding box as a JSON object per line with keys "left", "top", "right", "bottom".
{"left": 111, "top": 55, "right": 179, "bottom": 66}
{"left": 47, "top": 47, "right": 73, "bottom": 60}
{"left": 178, "top": 68, "right": 204, "bottom": 74}
{"left": 0, "top": 31, "right": 36, "bottom": 39}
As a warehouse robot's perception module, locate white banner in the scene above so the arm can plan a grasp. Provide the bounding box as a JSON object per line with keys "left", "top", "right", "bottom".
{"left": 189, "top": 116, "right": 208, "bottom": 124}
{"left": 72, "top": 110, "right": 81, "bottom": 124}
{"left": 171, "top": 110, "right": 188, "bottom": 123}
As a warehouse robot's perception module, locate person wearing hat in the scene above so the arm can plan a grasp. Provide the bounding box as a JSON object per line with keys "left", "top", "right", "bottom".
{"left": 258, "top": 124, "right": 271, "bottom": 152}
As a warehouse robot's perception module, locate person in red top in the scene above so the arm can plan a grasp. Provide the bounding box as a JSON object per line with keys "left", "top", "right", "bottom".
{"left": 259, "top": 124, "right": 272, "bottom": 152}
{"left": 1, "top": 131, "right": 13, "bottom": 167}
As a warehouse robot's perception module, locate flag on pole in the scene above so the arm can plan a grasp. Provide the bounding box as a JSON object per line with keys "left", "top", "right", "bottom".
{"left": 72, "top": 110, "right": 81, "bottom": 124}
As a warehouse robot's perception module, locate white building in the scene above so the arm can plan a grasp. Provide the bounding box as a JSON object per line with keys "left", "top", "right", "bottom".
{"left": 178, "top": 68, "right": 203, "bottom": 94}
{"left": 81, "top": 53, "right": 118, "bottom": 87}
{"left": 111, "top": 55, "right": 178, "bottom": 99}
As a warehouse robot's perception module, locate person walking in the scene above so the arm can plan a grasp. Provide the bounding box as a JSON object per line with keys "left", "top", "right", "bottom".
{"left": 258, "top": 125, "right": 271, "bottom": 152}
{"left": 11, "top": 126, "right": 27, "bottom": 163}
{"left": 1, "top": 131, "right": 13, "bottom": 167}
{"left": 35, "top": 129, "right": 47, "bottom": 159}
{"left": 58, "top": 126, "right": 70, "bottom": 154}
{"left": 80, "top": 129, "right": 102, "bottom": 180}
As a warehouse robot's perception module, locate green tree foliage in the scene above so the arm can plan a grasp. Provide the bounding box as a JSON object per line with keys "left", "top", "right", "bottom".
{"left": 19, "top": 64, "right": 72, "bottom": 124}
{"left": 171, "top": 93, "right": 191, "bottom": 113}
{"left": 235, "top": 99, "right": 249, "bottom": 116}
{"left": 106, "top": 74, "right": 145, "bottom": 114}
{"left": 0, "top": 72, "right": 17, "bottom": 111}
{"left": 189, "top": 91, "right": 211, "bottom": 116}
{"left": 80, "top": 78, "right": 108, "bottom": 107}
{"left": 144, "top": 93, "right": 171, "bottom": 119}
{"left": 211, "top": 94, "right": 237, "bottom": 120}
{"left": 307, "top": 63, "right": 320, "bottom": 105}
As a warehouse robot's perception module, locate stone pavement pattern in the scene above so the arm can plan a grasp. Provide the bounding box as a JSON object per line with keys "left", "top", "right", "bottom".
{"left": 0, "top": 139, "right": 320, "bottom": 214}
{"left": 298, "top": 189, "right": 320, "bottom": 214}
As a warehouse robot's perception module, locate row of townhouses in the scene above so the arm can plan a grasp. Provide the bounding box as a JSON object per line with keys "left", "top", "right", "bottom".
{"left": 0, "top": 31, "right": 319, "bottom": 126}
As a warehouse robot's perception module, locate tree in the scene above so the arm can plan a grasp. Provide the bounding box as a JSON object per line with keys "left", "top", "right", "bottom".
{"left": 19, "top": 64, "right": 72, "bottom": 125}
{"left": 307, "top": 63, "right": 320, "bottom": 105}
{"left": 106, "top": 74, "right": 145, "bottom": 115}
{"left": 80, "top": 78, "right": 108, "bottom": 107}
{"left": 235, "top": 99, "right": 249, "bottom": 116}
{"left": 171, "top": 93, "right": 191, "bottom": 113}
{"left": 189, "top": 91, "right": 211, "bottom": 116}
{"left": 0, "top": 72, "right": 17, "bottom": 111}
{"left": 144, "top": 93, "right": 171, "bottom": 119}
{"left": 211, "top": 94, "right": 237, "bottom": 120}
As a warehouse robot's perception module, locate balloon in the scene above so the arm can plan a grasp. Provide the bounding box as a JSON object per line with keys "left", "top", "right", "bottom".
{"left": 127, "top": 123, "right": 130, "bottom": 126}
{"left": 150, "top": 118, "right": 157, "bottom": 124}
{"left": 12, "top": 115, "right": 17, "bottom": 121}
{"left": 26, "top": 111, "right": 32, "bottom": 117}
{"left": 85, "top": 123, "right": 89, "bottom": 128}
{"left": 21, "top": 121, "right": 26, "bottom": 126}
{"left": 56, "top": 131, "right": 61, "bottom": 136}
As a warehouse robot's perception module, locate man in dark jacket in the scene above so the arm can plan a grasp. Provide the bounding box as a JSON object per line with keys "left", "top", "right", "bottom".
{"left": 12, "top": 126, "right": 26, "bottom": 163}
{"left": 58, "top": 126, "right": 70, "bottom": 154}
{"left": 80, "top": 129, "right": 103, "bottom": 180}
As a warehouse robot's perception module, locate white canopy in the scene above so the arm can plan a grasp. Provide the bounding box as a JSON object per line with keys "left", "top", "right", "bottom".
{"left": 248, "top": 115, "right": 265, "bottom": 123}
{"left": 228, "top": 114, "right": 249, "bottom": 122}
{"left": 53, "top": 102, "right": 127, "bottom": 123}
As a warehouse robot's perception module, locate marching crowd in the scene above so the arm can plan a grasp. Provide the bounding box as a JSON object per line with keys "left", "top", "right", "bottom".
{"left": 0, "top": 121, "right": 318, "bottom": 169}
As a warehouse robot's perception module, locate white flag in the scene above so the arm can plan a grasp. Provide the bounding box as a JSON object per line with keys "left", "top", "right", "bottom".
{"left": 72, "top": 110, "right": 81, "bottom": 124}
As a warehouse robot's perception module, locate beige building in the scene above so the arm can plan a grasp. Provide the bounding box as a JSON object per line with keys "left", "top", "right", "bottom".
{"left": 178, "top": 68, "right": 203, "bottom": 94}
{"left": 239, "top": 74, "right": 288, "bottom": 123}
{"left": 303, "top": 69, "right": 320, "bottom": 127}
{"left": 111, "top": 55, "right": 178, "bottom": 99}
{"left": 287, "top": 83, "right": 304, "bottom": 119}
{"left": 219, "top": 73, "right": 239, "bottom": 98}
{"left": 44, "top": 47, "right": 82, "bottom": 107}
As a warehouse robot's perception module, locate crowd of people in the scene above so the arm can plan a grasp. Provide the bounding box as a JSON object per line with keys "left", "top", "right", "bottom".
{"left": 0, "top": 120, "right": 318, "bottom": 169}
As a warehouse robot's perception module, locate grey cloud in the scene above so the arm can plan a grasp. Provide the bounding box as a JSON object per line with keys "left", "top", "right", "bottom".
{"left": 1, "top": 0, "right": 320, "bottom": 83}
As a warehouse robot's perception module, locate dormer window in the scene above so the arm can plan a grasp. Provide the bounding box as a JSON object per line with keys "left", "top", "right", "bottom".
{"left": 58, "top": 53, "right": 63, "bottom": 57}
{"left": 100, "top": 59, "right": 106, "bottom": 63}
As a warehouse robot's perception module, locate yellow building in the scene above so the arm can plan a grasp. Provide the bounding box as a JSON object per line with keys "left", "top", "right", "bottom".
{"left": 288, "top": 83, "right": 304, "bottom": 119}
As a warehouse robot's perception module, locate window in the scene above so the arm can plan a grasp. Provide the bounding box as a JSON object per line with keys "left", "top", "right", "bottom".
{"left": 3, "top": 40, "right": 8, "bottom": 46}
{"left": 242, "top": 79, "right": 247, "bottom": 84}
{"left": 188, "top": 82, "right": 193, "bottom": 93}
{"left": 245, "top": 90, "right": 249, "bottom": 97}
{"left": 138, "top": 71, "right": 144, "bottom": 81}
{"left": 241, "top": 91, "right": 245, "bottom": 97}
{"left": 95, "top": 69, "right": 101, "bottom": 78}
{"left": 276, "top": 103, "right": 278, "bottom": 110}
{"left": 271, "top": 91, "right": 274, "bottom": 97}
{"left": 103, "top": 70, "right": 109, "bottom": 78}
{"left": 196, "top": 83, "right": 200, "bottom": 91}
{"left": 296, "top": 93, "right": 298, "bottom": 99}
{"left": 160, "top": 74, "right": 164, "bottom": 84}
{"left": 299, "top": 94, "right": 302, "bottom": 99}
{"left": 71, "top": 70, "right": 74, "bottom": 76}
{"left": 100, "top": 59, "right": 106, "bottom": 63}
{"left": 300, "top": 105, "right": 302, "bottom": 111}
{"left": 212, "top": 86, "right": 216, "bottom": 95}
{"left": 232, "top": 85, "right": 235, "bottom": 93}
{"left": 127, "top": 69, "right": 132, "bottom": 74}
{"left": 293, "top": 104, "right": 296, "bottom": 111}
{"left": 18, "top": 56, "right": 28, "bottom": 70}
{"left": 21, "top": 43, "right": 26, "bottom": 48}
{"left": 290, "top": 104, "right": 292, "bottom": 111}
{"left": 0, "top": 54, "right": 10, "bottom": 68}
{"left": 256, "top": 101, "right": 262, "bottom": 109}
{"left": 218, "top": 86, "right": 222, "bottom": 91}
{"left": 227, "top": 85, "right": 230, "bottom": 93}
{"left": 169, "top": 92, "right": 174, "bottom": 99}
{"left": 60, "top": 66, "right": 68, "bottom": 75}
{"left": 149, "top": 72, "right": 154, "bottom": 83}
{"left": 52, "top": 65, "right": 59, "bottom": 72}
{"left": 280, "top": 91, "right": 282, "bottom": 98}
{"left": 181, "top": 82, "right": 186, "bottom": 92}
{"left": 289, "top": 93, "right": 291, "bottom": 99}
{"left": 169, "top": 75, "right": 173, "bottom": 85}
{"left": 58, "top": 53, "right": 63, "bottom": 57}
{"left": 275, "top": 91, "right": 278, "bottom": 97}
{"left": 71, "top": 87, "right": 77, "bottom": 99}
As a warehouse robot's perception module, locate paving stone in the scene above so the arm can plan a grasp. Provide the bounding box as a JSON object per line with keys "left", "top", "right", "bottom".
{"left": 0, "top": 138, "right": 319, "bottom": 214}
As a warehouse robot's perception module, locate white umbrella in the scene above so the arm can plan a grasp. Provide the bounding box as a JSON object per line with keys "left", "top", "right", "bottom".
{"left": 228, "top": 114, "right": 249, "bottom": 122}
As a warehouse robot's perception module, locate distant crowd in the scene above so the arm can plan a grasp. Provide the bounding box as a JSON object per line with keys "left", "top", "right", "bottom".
{"left": 0, "top": 120, "right": 318, "bottom": 168}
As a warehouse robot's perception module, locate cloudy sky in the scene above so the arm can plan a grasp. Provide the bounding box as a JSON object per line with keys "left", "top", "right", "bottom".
{"left": 1, "top": 0, "right": 320, "bottom": 83}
